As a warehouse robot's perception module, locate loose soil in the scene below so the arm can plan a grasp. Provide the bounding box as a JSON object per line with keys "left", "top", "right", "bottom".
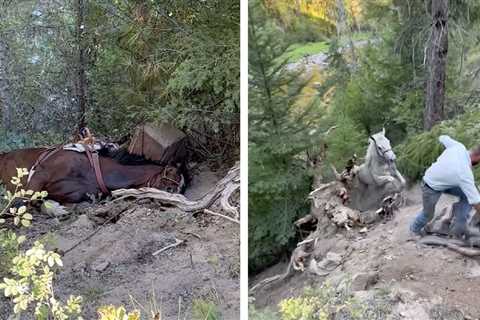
{"left": 0, "top": 163, "right": 239, "bottom": 320}
{"left": 251, "top": 185, "right": 480, "bottom": 319}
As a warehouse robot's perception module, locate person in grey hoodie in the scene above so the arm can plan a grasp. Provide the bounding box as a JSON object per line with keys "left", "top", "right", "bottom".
{"left": 410, "top": 135, "right": 480, "bottom": 238}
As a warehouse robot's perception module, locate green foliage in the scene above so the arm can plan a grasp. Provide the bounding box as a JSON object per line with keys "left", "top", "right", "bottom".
{"left": 332, "top": 41, "right": 423, "bottom": 139}
{"left": 396, "top": 108, "right": 480, "bottom": 181}
{"left": 192, "top": 299, "right": 222, "bottom": 320}
{"left": 2, "top": 0, "right": 239, "bottom": 160}
{"left": 248, "top": 0, "right": 323, "bottom": 273}
{"left": 88, "top": 0, "right": 239, "bottom": 158}
{"left": 263, "top": 0, "right": 337, "bottom": 41}
{"left": 0, "top": 169, "right": 83, "bottom": 319}
{"left": 281, "top": 41, "right": 330, "bottom": 63}
{"left": 0, "top": 169, "right": 148, "bottom": 319}
{"left": 0, "top": 230, "right": 25, "bottom": 276}
{"left": 0, "top": 241, "right": 83, "bottom": 318}
{"left": 97, "top": 305, "right": 140, "bottom": 320}
{"left": 324, "top": 116, "right": 368, "bottom": 168}
{"left": 249, "top": 303, "right": 278, "bottom": 320}
{"left": 250, "top": 282, "right": 394, "bottom": 320}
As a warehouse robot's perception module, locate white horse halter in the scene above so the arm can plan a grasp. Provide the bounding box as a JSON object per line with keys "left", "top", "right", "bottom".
{"left": 369, "top": 135, "right": 393, "bottom": 161}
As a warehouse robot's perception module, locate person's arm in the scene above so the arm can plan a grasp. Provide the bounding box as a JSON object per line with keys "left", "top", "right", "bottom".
{"left": 439, "top": 135, "right": 462, "bottom": 149}
{"left": 459, "top": 172, "right": 480, "bottom": 212}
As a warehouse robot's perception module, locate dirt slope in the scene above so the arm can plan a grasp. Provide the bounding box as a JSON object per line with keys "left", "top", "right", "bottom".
{"left": 0, "top": 164, "right": 239, "bottom": 320}
{"left": 252, "top": 185, "right": 480, "bottom": 319}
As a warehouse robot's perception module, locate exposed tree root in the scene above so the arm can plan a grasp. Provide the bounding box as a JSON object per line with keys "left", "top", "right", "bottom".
{"left": 111, "top": 163, "right": 239, "bottom": 217}
{"left": 420, "top": 235, "right": 480, "bottom": 257}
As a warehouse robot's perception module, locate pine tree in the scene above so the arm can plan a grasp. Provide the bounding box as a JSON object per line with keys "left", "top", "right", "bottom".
{"left": 248, "top": 0, "right": 322, "bottom": 273}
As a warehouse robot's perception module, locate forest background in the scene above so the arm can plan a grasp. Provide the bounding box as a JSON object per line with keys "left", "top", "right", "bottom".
{"left": 0, "top": 0, "right": 240, "bottom": 162}
{"left": 249, "top": 0, "right": 480, "bottom": 273}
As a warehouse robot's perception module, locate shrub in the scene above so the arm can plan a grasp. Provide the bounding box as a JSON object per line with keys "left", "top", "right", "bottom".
{"left": 250, "top": 281, "right": 394, "bottom": 320}
{"left": 396, "top": 107, "right": 480, "bottom": 181}
{"left": 192, "top": 299, "right": 222, "bottom": 320}
{"left": 97, "top": 306, "right": 140, "bottom": 320}
{"left": 0, "top": 169, "right": 144, "bottom": 319}
{"left": 248, "top": 0, "right": 323, "bottom": 273}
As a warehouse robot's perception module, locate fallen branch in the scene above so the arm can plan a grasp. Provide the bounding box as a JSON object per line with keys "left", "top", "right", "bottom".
{"left": 420, "top": 235, "right": 480, "bottom": 257}
{"left": 250, "top": 258, "right": 295, "bottom": 293}
{"left": 112, "top": 163, "right": 240, "bottom": 217}
{"left": 152, "top": 238, "right": 185, "bottom": 256}
{"left": 204, "top": 209, "right": 240, "bottom": 224}
{"left": 220, "top": 182, "right": 240, "bottom": 219}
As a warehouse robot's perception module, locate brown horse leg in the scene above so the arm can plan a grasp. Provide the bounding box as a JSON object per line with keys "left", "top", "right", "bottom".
{"left": 21, "top": 176, "right": 48, "bottom": 210}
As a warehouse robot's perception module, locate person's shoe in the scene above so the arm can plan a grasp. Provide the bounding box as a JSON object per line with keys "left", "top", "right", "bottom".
{"left": 408, "top": 228, "right": 424, "bottom": 241}
{"left": 423, "top": 224, "right": 433, "bottom": 235}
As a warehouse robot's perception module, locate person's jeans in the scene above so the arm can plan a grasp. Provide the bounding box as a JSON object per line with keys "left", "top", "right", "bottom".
{"left": 410, "top": 182, "right": 472, "bottom": 235}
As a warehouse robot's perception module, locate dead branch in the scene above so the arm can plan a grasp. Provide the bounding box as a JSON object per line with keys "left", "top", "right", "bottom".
{"left": 112, "top": 163, "right": 240, "bottom": 216}
{"left": 250, "top": 255, "right": 297, "bottom": 293}
{"left": 204, "top": 209, "right": 240, "bottom": 224}
{"left": 420, "top": 235, "right": 480, "bottom": 257}
{"left": 220, "top": 182, "right": 240, "bottom": 219}
{"left": 152, "top": 238, "right": 185, "bottom": 256}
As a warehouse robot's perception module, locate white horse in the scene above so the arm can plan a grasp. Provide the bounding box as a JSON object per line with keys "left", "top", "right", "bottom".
{"left": 351, "top": 129, "right": 406, "bottom": 211}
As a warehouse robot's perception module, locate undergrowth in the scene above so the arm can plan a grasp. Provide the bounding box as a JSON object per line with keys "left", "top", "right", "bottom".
{"left": 396, "top": 107, "right": 480, "bottom": 181}
{"left": 0, "top": 169, "right": 222, "bottom": 319}
{"left": 249, "top": 281, "right": 394, "bottom": 320}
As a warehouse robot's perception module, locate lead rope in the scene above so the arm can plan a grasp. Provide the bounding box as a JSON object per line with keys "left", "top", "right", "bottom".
{"left": 146, "top": 167, "right": 181, "bottom": 188}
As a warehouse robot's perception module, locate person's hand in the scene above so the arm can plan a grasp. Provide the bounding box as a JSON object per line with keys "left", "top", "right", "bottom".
{"left": 473, "top": 203, "right": 480, "bottom": 213}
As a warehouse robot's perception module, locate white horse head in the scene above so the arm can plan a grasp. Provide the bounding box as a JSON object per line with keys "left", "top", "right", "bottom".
{"left": 367, "top": 128, "right": 396, "bottom": 163}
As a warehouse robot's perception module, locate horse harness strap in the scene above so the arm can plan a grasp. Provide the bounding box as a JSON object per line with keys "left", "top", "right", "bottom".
{"left": 27, "top": 144, "right": 110, "bottom": 196}
{"left": 83, "top": 145, "right": 110, "bottom": 195}
{"left": 27, "top": 146, "right": 64, "bottom": 187}
{"left": 146, "top": 167, "right": 181, "bottom": 188}
{"left": 369, "top": 136, "right": 392, "bottom": 159}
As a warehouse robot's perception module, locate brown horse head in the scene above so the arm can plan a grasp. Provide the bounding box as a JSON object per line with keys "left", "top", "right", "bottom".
{"left": 147, "top": 166, "right": 185, "bottom": 193}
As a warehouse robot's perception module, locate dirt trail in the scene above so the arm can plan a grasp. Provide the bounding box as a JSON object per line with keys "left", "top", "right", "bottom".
{"left": 252, "top": 185, "right": 480, "bottom": 319}
{"left": 0, "top": 164, "right": 239, "bottom": 320}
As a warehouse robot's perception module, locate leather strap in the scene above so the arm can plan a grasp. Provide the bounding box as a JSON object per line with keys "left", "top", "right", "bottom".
{"left": 83, "top": 145, "right": 110, "bottom": 195}
{"left": 26, "top": 143, "right": 110, "bottom": 196}
{"left": 27, "top": 145, "right": 63, "bottom": 187}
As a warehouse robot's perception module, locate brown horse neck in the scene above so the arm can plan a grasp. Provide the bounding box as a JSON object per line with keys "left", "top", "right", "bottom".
{"left": 102, "top": 161, "right": 164, "bottom": 189}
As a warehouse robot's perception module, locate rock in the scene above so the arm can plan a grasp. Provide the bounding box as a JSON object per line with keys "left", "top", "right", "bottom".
{"left": 390, "top": 287, "right": 417, "bottom": 303}
{"left": 74, "top": 214, "right": 94, "bottom": 228}
{"left": 351, "top": 272, "right": 379, "bottom": 291}
{"left": 92, "top": 260, "right": 110, "bottom": 272}
{"left": 352, "top": 290, "right": 375, "bottom": 302}
{"left": 318, "top": 252, "right": 342, "bottom": 271}
{"left": 308, "top": 251, "right": 342, "bottom": 276}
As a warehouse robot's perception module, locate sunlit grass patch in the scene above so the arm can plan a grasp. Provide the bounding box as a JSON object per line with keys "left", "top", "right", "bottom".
{"left": 283, "top": 41, "right": 330, "bottom": 63}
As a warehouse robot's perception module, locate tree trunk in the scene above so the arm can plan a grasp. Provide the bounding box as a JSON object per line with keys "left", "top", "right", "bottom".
{"left": 0, "top": 35, "right": 14, "bottom": 131}
{"left": 424, "top": 0, "right": 448, "bottom": 130}
{"left": 336, "top": 0, "right": 357, "bottom": 67}
{"left": 76, "top": 0, "right": 87, "bottom": 130}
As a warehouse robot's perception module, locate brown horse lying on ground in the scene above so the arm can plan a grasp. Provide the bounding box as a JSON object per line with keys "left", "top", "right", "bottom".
{"left": 0, "top": 148, "right": 184, "bottom": 204}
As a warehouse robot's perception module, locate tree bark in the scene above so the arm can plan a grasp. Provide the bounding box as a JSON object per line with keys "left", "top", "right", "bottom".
{"left": 335, "top": 0, "right": 357, "bottom": 67}
{"left": 0, "top": 35, "right": 14, "bottom": 131}
{"left": 76, "top": 0, "right": 87, "bottom": 130}
{"left": 0, "top": 6, "right": 14, "bottom": 132}
{"left": 424, "top": 0, "right": 448, "bottom": 130}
